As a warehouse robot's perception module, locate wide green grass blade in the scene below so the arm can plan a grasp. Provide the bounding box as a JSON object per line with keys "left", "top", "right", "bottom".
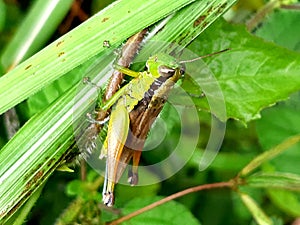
{"left": 148, "top": 0, "right": 232, "bottom": 52}
{"left": 0, "top": 0, "right": 194, "bottom": 115}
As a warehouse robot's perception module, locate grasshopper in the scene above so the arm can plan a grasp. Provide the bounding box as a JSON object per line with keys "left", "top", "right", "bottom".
{"left": 99, "top": 50, "right": 229, "bottom": 206}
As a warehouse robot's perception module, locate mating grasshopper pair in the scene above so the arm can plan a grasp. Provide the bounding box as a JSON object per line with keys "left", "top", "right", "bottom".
{"left": 98, "top": 49, "right": 228, "bottom": 206}
{"left": 98, "top": 53, "right": 184, "bottom": 206}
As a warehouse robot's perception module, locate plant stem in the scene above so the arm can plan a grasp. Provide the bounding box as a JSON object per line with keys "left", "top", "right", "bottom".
{"left": 106, "top": 181, "right": 233, "bottom": 225}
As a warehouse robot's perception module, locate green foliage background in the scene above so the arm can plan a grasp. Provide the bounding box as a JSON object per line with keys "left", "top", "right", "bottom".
{"left": 0, "top": 0, "right": 300, "bottom": 225}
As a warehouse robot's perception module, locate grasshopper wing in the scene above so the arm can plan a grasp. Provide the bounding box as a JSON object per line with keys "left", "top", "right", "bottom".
{"left": 103, "top": 103, "right": 129, "bottom": 206}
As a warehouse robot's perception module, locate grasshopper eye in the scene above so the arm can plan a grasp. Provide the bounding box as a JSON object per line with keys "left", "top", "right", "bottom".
{"left": 158, "top": 65, "right": 175, "bottom": 77}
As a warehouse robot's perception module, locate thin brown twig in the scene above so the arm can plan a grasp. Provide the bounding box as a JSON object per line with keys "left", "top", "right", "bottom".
{"left": 280, "top": 4, "right": 300, "bottom": 10}
{"left": 80, "top": 160, "right": 86, "bottom": 181}
{"left": 106, "top": 181, "right": 233, "bottom": 225}
{"left": 59, "top": 0, "right": 89, "bottom": 34}
{"left": 246, "top": 0, "right": 279, "bottom": 31}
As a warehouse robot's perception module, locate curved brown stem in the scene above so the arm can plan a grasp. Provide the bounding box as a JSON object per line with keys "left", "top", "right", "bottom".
{"left": 106, "top": 181, "right": 233, "bottom": 225}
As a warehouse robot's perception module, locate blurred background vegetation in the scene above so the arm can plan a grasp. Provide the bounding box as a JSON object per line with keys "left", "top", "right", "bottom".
{"left": 0, "top": 0, "right": 300, "bottom": 225}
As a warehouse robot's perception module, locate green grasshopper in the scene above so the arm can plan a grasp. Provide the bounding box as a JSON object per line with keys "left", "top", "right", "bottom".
{"left": 99, "top": 50, "right": 228, "bottom": 206}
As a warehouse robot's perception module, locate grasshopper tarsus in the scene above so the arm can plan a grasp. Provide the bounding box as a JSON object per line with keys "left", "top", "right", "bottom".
{"left": 127, "top": 166, "right": 139, "bottom": 185}
{"left": 103, "top": 192, "right": 114, "bottom": 207}
{"left": 128, "top": 173, "right": 138, "bottom": 186}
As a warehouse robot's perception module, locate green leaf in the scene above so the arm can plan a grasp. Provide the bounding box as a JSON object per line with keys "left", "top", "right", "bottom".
{"left": 246, "top": 172, "right": 300, "bottom": 191}
{"left": 267, "top": 189, "right": 300, "bottom": 217}
{"left": 256, "top": 95, "right": 300, "bottom": 173}
{"left": 66, "top": 180, "right": 102, "bottom": 201}
{"left": 119, "top": 196, "right": 201, "bottom": 225}
{"left": 187, "top": 19, "right": 300, "bottom": 123}
{"left": 66, "top": 180, "right": 86, "bottom": 196}
{"left": 239, "top": 192, "right": 272, "bottom": 225}
{"left": 255, "top": 8, "right": 300, "bottom": 51}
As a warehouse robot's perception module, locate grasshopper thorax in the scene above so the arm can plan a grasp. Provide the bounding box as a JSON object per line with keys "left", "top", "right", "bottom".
{"left": 146, "top": 53, "right": 185, "bottom": 79}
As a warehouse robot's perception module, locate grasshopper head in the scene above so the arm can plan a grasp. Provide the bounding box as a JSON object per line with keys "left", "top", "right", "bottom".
{"left": 146, "top": 53, "right": 185, "bottom": 80}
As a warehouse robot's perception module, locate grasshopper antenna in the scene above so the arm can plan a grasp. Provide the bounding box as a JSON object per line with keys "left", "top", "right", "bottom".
{"left": 179, "top": 48, "right": 230, "bottom": 64}
{"left": 179, "top": 48, "right": 230, "bottom": 171}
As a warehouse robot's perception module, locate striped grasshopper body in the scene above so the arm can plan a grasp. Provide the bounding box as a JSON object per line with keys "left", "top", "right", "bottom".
{"left": 100, "top": 53, "right": 184, "bottom": 206}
